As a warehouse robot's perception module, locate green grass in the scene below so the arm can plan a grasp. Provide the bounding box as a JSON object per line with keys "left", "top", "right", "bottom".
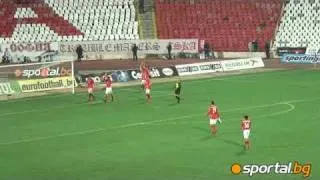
{"left": 0, "top": 69, "right": 318, "bottom": 180}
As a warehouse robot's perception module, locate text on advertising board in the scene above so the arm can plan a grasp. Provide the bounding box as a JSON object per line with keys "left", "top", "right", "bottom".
{"left": 59, "top": 39, "right": 199, "bottom": 54}
{"left": 175, "top": 61, "right": 223, "bottom": 76}
{"left": 220, "top": 58, "right": 264, "bottom": 71}
{"left": 281, "top": 54, "right": 320, "bottom": 63}
{"left": 130, "top": 68, "right": 161, "bottom": 80}
{"left": 14, "top": 67, "right": 72, "bottom": 78}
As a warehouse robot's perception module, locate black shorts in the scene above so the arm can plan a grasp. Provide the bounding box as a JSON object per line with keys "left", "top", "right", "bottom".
{"left": 175, "top": 90, "right": 181, "bottom": 95}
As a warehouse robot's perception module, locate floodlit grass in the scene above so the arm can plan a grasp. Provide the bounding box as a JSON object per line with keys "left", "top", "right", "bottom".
{"left": 0, "top": 70, "right": 318, "bottom": 180}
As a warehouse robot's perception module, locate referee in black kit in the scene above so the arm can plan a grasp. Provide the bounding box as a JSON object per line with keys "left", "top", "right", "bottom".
{"left": 174, "top": 80, "right": 182, "bottom": 103}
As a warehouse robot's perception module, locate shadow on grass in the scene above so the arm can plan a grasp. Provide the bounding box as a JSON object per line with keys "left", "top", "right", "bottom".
{"left": 192, "top": 126, "right": 209, "bottom": 133}
{"left": 216, "top": 137, "right": 247, "bottom": 156}
{"left": 216, "top": 138, "right": 243, "bottom": 148}
{"left": 236, "top": 149, "right": 247, "bottom": 156}
{"left": 192, "top": 126, "right": 212, "bottom": 141}
{"left": 200, "top": 135, "right": 212, "bottom": 141}
{"left": 87, "top": 101, "right": 103, "bottom": 106}
{"left": 168, "top": 102, "right": 179, "bottom": 106}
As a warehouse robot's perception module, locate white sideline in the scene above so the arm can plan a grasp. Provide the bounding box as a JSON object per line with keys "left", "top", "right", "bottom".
{"left": 0, "top": 98, "right": 313, "bottom": 146}
{"left": 0, "top": 93, "right": 173, "bottom": 117}
{"left": 0, "top": 77, "right": 236, "bottom": 117}
{"left": 0, "top": 76, "right": 240, "bottom": 104}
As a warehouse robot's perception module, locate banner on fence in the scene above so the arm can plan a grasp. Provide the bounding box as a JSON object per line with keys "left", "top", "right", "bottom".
{"left": 220, "top": 57, "right": 264, "bottom": 71}
{"left": 0, "top": 42, "right": 59, "bottom": 63}
{"left": 281, "top": 54, "right": 320, "bottom": 64}
{"left": 305, "top": 46, "right": 320, "bottom": 55}
{"left": 13, "top": 65, "right": 72, "bottom": 79}
{"left": 277, "top": 47, "right": 306, "bottom": 56}
{"left": 59, "top": 39, "right": 199, "bottom": 55}
{"left": 127, "top": 66, "right": 178, "bottom": 80}
{"left": 76, "top": 70, "right": 131, "bottom": 85}
{"left": 175, "top": 61, "right": 223, "bottom": 76}
{"left": 77, "top": 66, "right": 178, "bottom": 85}
{"left": 17, "top": 77, "right": 74, "bottom": 93}
{"left": 0, "top": 81, "right": 21, "bottom": 95}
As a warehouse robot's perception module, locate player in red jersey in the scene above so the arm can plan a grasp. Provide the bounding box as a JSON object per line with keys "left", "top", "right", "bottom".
{"left": 140, "top": 61, "right": 150, "bottom": 89}
{"left": 144, "top": 79, "right": 152, "bottom": 103}
{"left": 241, "top": 115, "right": 251, "bottom": 150}
{"left": 207, "top": 100, "right": 221, "bottom": 136}
{"left": 103, "top": 74, "right": 114, "bottom": 103}
{"left": 87, "top": 76, "right": 95, "bottom": 102}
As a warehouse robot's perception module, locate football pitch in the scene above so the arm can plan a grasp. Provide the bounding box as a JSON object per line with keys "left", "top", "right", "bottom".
{"left": 0, "top": 69, "right": 318, "bottom": 180}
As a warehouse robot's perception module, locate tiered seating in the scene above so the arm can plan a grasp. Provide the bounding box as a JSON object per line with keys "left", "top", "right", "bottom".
{"left": 155, "top": 0, "right": 282, "bottom": 51}
{"left": 14, "top": 7, "right": 38, "bottom": 18}
{"left": 0, "top": 0, "right": 139, "bottom": 43}
{"left": 274, "top": 0, "right": 320, "bottom": 48}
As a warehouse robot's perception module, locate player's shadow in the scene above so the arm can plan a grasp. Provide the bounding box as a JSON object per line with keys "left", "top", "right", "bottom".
{"left": 192, "top": 126, "right": 209, "bottom": 133}
{"left": 236, "top": 149, "right": 247, "bottom": 156}
{"left": 216, "top": 138, "right": 243, "bottom": 148}
{"left": 216, "top": 137, "right": 247, "bottom": 156}
{"left": 192, "top": 126, "right": 247, "bottom": 156}
{"left": 168, "top": 102, "right": 179, "bottom": 106}
{"left": 87, "top": 101, "right": 103, "bottom": 106}
{"left": 192, "top": 126, "right": 212, "bottom": 141}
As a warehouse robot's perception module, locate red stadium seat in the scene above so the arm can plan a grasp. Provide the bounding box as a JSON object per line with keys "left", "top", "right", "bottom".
{"left": 155, "top": 0, "right": 282, "bottom": 51}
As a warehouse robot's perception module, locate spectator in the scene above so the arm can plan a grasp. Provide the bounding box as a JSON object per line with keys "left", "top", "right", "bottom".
{"left": 248, "top": 41, "right": 253, "bottom": 52}
{"left": 132, "top": 44, "right": 138, "bottom": 61}
{"left": 204, "top": 42, "right": 210, "bottom": 60}
{"left": 211, "top": 46, "right": 216, "bottom": 59}
{"left": 167, "top": 42, "right": 172, "bottom": 60}
{"left": 252, "top": 40, "right": 258, "bottom": 52}
{"left": 2, "top": 48, "right": 11, "bottom": 63}
{"left": 23, "top": 56, "right": 31, "bottom": 63}
{"left": 76, "top": 45, "right": 83, "bottom": 61}
{"left": 265, "top": 41, "right": 270, "bottom": 59}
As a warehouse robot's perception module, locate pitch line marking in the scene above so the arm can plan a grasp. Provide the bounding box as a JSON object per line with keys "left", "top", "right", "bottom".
{"left": 0, "top": 75, "right": 248, "bottom": 104}
{"left": 0, "top": 101, "right": 300, "bottom": 146}
{"left": 0, "top": 93, "right": 172, "bottom": 117}
{"left": 148, "top": 103, "right": 296, "bottom": 126}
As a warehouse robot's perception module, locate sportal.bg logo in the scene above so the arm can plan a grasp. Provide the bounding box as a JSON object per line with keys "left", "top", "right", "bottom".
{"left": 231, "top": 161, "right": 311, "bottom": 177}
{"left": 15, "top": 67, "right": 71, "bottom": 78}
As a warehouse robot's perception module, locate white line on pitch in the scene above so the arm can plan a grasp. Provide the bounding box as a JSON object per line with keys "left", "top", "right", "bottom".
{"left": 149, "top": 103, "right": 296, "bottom": 126}
{"left": 0, "top": 94, "right": 314, "bottom": 118}
{"left": 0, "top": 92, "right": 171, "bottom": 117}
{"left": 0, "top": 101, "right": 300, "bottom": 146}
{"left": 0, "top": 75, "right": 242, "bottom": 104}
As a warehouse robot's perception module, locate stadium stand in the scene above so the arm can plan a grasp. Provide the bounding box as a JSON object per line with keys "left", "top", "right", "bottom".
{"left": 274, "top": 0, "right": 320, "bottom": 48}
{"left": 0, "top": 0, "right": 139, "bottom": 43}
{"left": 155, "top": 0, "right": 283, "bottom": 51}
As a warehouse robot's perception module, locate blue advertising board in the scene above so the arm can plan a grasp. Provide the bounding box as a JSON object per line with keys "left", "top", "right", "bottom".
{"left": 76, "top": 66, "right": 178, "bottom": 85}
{"left": 76, "top": 70, "right": 130, "bottom": 85}
{"left": 281, "top": 54, "right": 320, "bottom": 64}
